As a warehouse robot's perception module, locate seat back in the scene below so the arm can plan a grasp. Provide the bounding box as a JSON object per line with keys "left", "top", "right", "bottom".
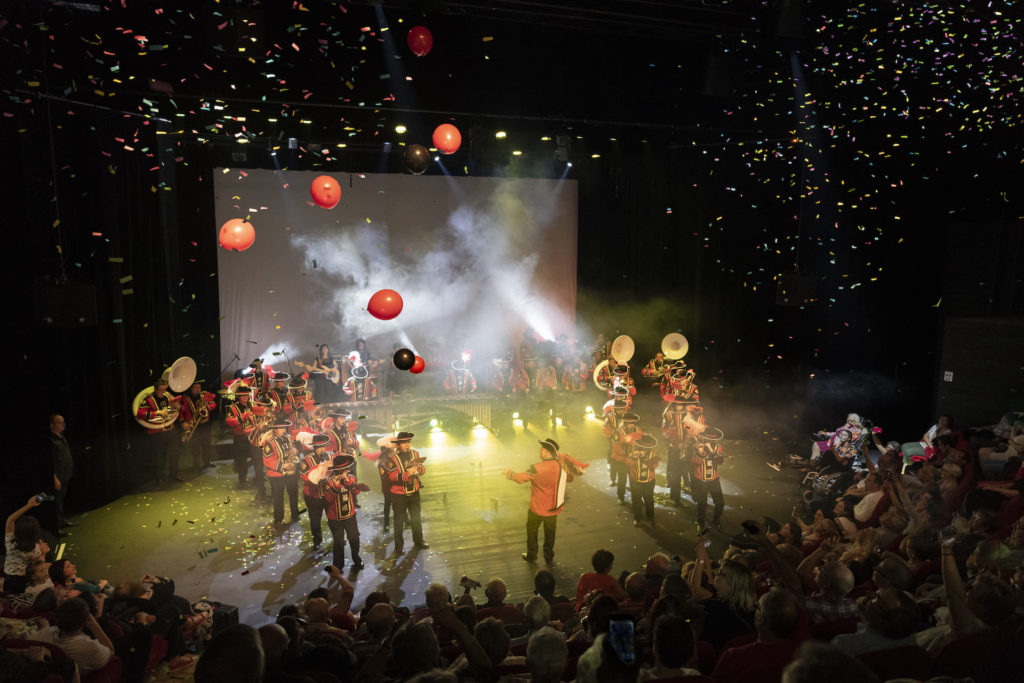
{"left": 857, "top": 644, "right": 931, "bottom": 680}
{"left": 931, "top": 623, "right": 1021, "bottom": 683}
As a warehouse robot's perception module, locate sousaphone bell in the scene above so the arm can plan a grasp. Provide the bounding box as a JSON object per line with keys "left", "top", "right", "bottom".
{"left": 661, "top": 332, "right": 689, "bottom": 360}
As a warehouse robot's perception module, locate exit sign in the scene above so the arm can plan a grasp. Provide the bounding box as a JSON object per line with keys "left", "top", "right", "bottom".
{"left": 943, "top": 371, "right": 954, "bottom": 382}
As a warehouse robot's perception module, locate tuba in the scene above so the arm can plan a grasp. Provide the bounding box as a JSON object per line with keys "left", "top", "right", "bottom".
{"left": 661, "top": 332, "right": 689, "bottom": 360}
{"left": 133, "top": 357, "right": 195, "bottom": 432}
{"left": 610, "top": 335, "right": 635, "bottom": 364}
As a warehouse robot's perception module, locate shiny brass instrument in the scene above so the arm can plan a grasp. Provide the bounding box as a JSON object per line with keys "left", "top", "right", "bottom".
{"left": 181, "top": 397, "right": 211, "bottom": 443}
{"left": 133, "top": 357, "right": 195, "bottom": 432}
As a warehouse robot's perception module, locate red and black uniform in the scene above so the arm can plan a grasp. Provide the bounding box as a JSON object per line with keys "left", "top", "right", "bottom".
{"left": 327, "top": 423, "right": 359, "bottom": 458}
{"left": 324, "top": 470, "right": 363, "bottom": 570}
{"left": 225, "top": 399, "right": 264, "bottom": 486}
{"left": 382, "top": 448, "right": 426, "bottom": 552}
{"left": 284, "top": 389, "right": 313, "bottom": 415}
{"left": 179, "top": 389, "right": 217, "bottom": 470}
{"left": 507, "top": 451, "right": 576, "bottom": 563}
{"left": 299, "top": 449, "right": 332, "bottom": 548}
{"left": 661, "top": 404, "right": 693, "bottom": 503}
{"left": 263, "top": 432, "right": 300, "bottom": 524}
{"left": 270, "top": 385, "right": 290, "bottom": 415}
{"left": 628, "top": 443, "right": 659, "bottom": 525}
{"left": 249, "top": 369, "right": 271, "bottom": 398}
{"left": 136, "top": 390, "right": 179, "bottom": 484}
{"left": 377, "top": 447, "right": 395, "bottom": 532}
{"left": 444, "top": 367, "right": 477, "bottom": 395}
{"left": 691, "top": 440, "right": 725, "bottom": 528}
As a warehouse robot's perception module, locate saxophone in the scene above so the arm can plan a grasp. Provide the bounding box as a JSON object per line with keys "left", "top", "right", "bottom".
{"left": 181, "top": 397, "right": 210, "bottom": 443}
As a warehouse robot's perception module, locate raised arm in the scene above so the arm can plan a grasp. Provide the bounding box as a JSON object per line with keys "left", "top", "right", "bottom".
{"left": 6, "top": 495, "right": 42, "bottom": 534}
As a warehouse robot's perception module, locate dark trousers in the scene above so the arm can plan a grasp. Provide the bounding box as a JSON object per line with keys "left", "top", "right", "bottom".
{"left": 391, "top": 491, "right": 424, "bottom": 550}
{"left": 610, "top": 459, "right": 628, "bottom": 502}
{"left": 232, "top": 434, "right": 264, "bottom": 486}
{"left": 692, "top": 477, "right": 724, "bottom": 525}
{"left": 304, "top": 494, "right": 327, "bottom": 545}
{"left": 148, "top": 430, "right": 178, "bottom": 482}
{"left": 381, "top": 487, "right": 394, "bottom": 528}
{"left": 666, "top": 447, "right": 685, "bottom": 503}
{"left": 630, "top": 478, "right": 655, "bottom": 523}
{"left": 269, "top": 475, "right": 300, "bottom": 523}
{"left": 327, "top": 516, "right": 361, "bottom": 569}
{"left": 184, "top": 422, "right": 212, "bottom": 469}
{"left": 55, "top": 472, "right": 71, "bottom": 522}
{"left": 526, "top": 509, "right": 557, "bottom": 561}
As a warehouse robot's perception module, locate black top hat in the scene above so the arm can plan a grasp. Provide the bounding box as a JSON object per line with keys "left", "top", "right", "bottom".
{"left": 395, "top": 431, "right": 415, "bottom": 442}
{"left": 269, "top": 419, "right": 293, "bottom": 429}
{"left": 450, "top": 360, "right": 467, "bottom": 371}
{"left": 611, "top": 386, "right": 629, "bottom": 397}
{"left": 250, "top": 358, "right": 263, "bottom": 367}
{"left": 288, "top": 378, "right": 307, "bottom": 389}
{"left": 328, "top": 410, "right": 351, "bottom": 419}
{"left": 273, "top": 372, "right": 291, "bottom": 382}
{"left": 613, "top": 365, "right": 628, "bottom": 376}
{"left": 311, "top": 434, "right": 331, "bottom": 448}
{"left": 635, "top": 434, "right": 658, "bottom": 449}
{"left": 235, "top": 385, "right": 253, "bottom": 396}
{"left": 671, "top": 394, "right": 699, "bottom": 405}
{"left": 622, "top": 413, "right": 641, "bottom": 423}
{"left": 332, "top": 454, "right": 356, "bottom": 469}
{"left": 538, "top": 438, "right": 559, "bottom": 458}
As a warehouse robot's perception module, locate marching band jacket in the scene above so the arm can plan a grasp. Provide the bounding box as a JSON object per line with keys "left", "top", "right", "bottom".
{"left": 299, "top": 450, "right": 332, "bottom": 499}
{"left": 262, "top": 433, "right": 298, "bottom": 478}
{"left": 444, "top": 368, "right": 477, "bottom": 395}
{"left": 383, "top": 449, "right": 425, "bottom": 496}
{"left": 508, "top": 455, "right": 573, "bottom": 517}
{"left": 691, "top": 442, "right": 724, "bottom": 481}
{"left": 323, "top": 472, "right": 359, "bottom": 521}
{"left": 137, "top": 392, "right": 175, "bottom": 435}
{"left": 628, "top": 445, "right": 658, "bottom": 484}
{"left": 179, "top": 391, "right": 216, "bottom": 427}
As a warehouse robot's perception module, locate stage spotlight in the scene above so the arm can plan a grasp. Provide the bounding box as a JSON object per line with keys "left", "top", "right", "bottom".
{"left": 430, "top": 418, "right": 439, "bottom": 427}
{"left": 512, "top": 412, "right": 520, "bottom": 419}
{"left": 555, "top": 417, "right": 563, "bottom": 426}
{"left": 567, "top": 162, "right": 573, "bottom": 167}
{"left": 512, "top": 150, "right": 522, "bottom": 156}
{"left": 395, "top": 124, "right": 407, "bottom": 134}
{"left": 434, "top": 155, "right": 440, "bottom": 161}
{"left": 495, "top": 130, "right": 507, "bottom": 139}
{"left": 585, "top": 406, "right": 593, "bottom": 413}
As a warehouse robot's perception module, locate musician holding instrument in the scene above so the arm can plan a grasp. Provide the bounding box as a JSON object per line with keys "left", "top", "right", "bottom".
{"left": 178, "top": 380, "right": 216, "bottom": 472}
{"left": 628, "top": 434, "right": 660, "bottom": 527}
{"left": 662, "top": 395, "right": 698, "bottom": 506}
{"left": 299, "top": 434, "right": 333, "bottom": 551}
{"left": 324, "top": 410, "right": 359, "bottom": 458}
{"left": 225, "top": 386, "right": 259, "bottom": 487}
{"left": 690, "top": 427, "right": 727, "bottom": 531}
{"left": 444, "top": 359, "right": 477, "bottom": 396}
{"left": 323, "top": 454, "right": 366, "bottom": 571}
{"left": 135, "top": 378, "right": 182, "bottom": 486}
{"left": 642, "top": 352, "right": 668, "bottom": 387}
{"left": 248, "top": 358, "right": 271, "bottom": 398}
{"left": 262, "top": 420, "right": 301, "bottom": 526}
{"left": 609, "top": 411, "right": 641, "bottom": 506}
{"left": 382, "top": 432, "right": 429, "bottom": 555}
{"left": 269, "top": 373, "right": 291, "bottom": 414}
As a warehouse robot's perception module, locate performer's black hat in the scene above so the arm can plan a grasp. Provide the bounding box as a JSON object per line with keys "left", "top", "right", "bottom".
{"left": 250, "top": 358, "right": 263, "bottom": 367}
{"left": 635, "top": 434, "right": 658, "bottom": 449}
{"left": 613, "top": 365, "right": 628, "bottom": 376}
{"left": 451, "top": 360, "right": 467, "bottom": 371}
{"left": 671, "top": 394, "right": 699, "bottom": 405}
{"left": 538, "top": 438, "right": 560, "bottom": 458}
{"left": 332, "top": 454, "right": 356, "bottom": 469}
{"left": 622, "top": 413, "right": 641, "bottom": 423}
{"left": 288, "top": 378, "right": 307, "bottom": 390}
{"left": 191, "top": 379, "right": 205, "bottom": 386}
{"left": 269, "top": 419, "right": 292, "bottom": 429}
{"left": 395, "top": 431, "right": 415, "bottom": 443}
{"left": 273, "top": 372, "right": 291, "bottom": 382}
{"left": 328, "top": 410, "right": 351, "bottom": 419}
{"left": 611, "top": 386, "right": 629, "bottom": 398}
{"left": 235, "top": 385, "right": 253, "bottom": 397}
{"left": 311, "top": 434, "right": 330, "bottom": 447}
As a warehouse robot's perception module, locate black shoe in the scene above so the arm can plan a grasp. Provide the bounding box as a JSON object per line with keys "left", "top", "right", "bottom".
{"left": 712, "top": 521, "right": 722, "bottom": 529}
{"left": 352, "top": 558, "right": 365, "bottom": 571}
{"left": 544, "top": 556, "right": 555, "bottom": 566}
{"left": 618, "top": 498, "right": 627, "bottom": 506}
{"left": 383, "top": 524, "right": 390, "bottom": 533}
{"left": 394, "top": 547, "right": 405, "bottom": 556}
{"left": 59, "top": 520, "right": 78, "bottom": 528}
{"left": 415, "top": 541, "right": 429, "bottom": 550}
{"left": 522, "top": 553, "right": 536, "bottom": 562}
{"left": 633, "top": 520, "right": 641, "bottom": 527}
{"left": 312, "top": 540, "right": 322, "bottom": 551}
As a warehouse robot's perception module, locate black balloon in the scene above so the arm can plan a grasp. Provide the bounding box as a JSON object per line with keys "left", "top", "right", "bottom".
{"left": 393, "top": 348, "right": 416, "bottom": 370}
{"left": 405, "top": 144, "right": 430, "bottom": 175}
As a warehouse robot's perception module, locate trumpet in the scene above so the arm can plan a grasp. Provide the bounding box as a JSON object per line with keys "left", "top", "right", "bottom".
{"left": 181, "top": 401, "right": 210, "bottom": 443}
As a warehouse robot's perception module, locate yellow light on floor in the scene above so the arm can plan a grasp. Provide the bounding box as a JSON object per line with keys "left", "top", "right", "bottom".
{"left": 512, "top": 412, "right": 520, "bottom": 419}
{"left": 512, "top": 150, "right": 522, "bottom": 156}
{"left": 495, "top": 131, "right": 507, "bottom": 139}
{"left": 395, "top": 125, "right": 407, "bottom": 134}
{"left": 555, "top": 417, "right": 563, "bottom": 426}
{"left": 430, "top": 418, "right": 439, "bottom": 427}
{"left": 585, "top": 406, "right": 594, "bottom": 413}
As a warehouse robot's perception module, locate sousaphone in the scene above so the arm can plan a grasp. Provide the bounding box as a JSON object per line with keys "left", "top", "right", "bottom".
{"left": 132, "top": 356, "right": 196, "bottom": 431}
{"left": 661, "top": 332, "right": 689, "bottom": 360}
{"left": 610, "top": 335, "right": 635, "bottom": 363}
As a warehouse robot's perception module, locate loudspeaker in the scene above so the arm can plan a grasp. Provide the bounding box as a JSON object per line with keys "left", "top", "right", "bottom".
{"left": 35, "top": 283, "right": 98, "bottom": 327}
{"left": 775, "top": 275, "right": 816, "bottom": 306}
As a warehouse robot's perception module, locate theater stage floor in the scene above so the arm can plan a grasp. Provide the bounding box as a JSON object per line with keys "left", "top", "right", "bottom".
{"left": 59, "top": 393, "right": 801, "bottom": 625}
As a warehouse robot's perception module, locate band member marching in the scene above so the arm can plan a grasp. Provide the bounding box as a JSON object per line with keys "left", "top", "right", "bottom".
{"left": 381, "top": 432, "right": 428, "bottom": 555}
{"left": 136, "top": 378, "right": 182, "bottom": 486}
{"left": 269, "top": 373, "right": 291, "bottom": 414}
{"left": 263, "top": 420, "right": 301, "bottom": 526}
{"left": 323, "top": 454, "right": 366, "bottom": 571}
{"left": 610, "top": 412, "right": 641, "bottom": 505}
{"left": 178, "top": 380, "right": 217, "bottom": 471}
{"left": 504, "top": 438, "right": 587, "bottom": 565}
{"left": 299, "top": 434, "right": 333, "bottom": 551}
{"left": 662, "top": 395, "right": 700, "bottom": 506}
{"left": 642, "top": 352, "right": 668, "bottom": 388}
{"left": 628, "top": 434, "right": 659, "bottom": 527}
{"left": 375, "top": 435, "right": 398, "bottom": 533}
{"left": 343, "top": 360, "right": 378, "bottom": 402}
{"left": 248, "top": 358, "right": 271, "bottom": 398}
{"left": 225, "top": 386, "right": 259, "bottom": 487}
{"left": 690, "top": 427, "right": 726, "bottom": 530}
{"left": 324, "top": 410, "right": 360, "bottom": 458}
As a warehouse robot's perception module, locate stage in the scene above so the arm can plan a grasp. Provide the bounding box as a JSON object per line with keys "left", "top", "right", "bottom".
{"left": 59, "top": 392, "right": 802, "bottom": 626}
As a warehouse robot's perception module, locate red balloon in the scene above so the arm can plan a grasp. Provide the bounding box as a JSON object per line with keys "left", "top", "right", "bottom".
{"left": 407, "top": 26, "right": 433, "bottom": 57}
{"left": 410, "top": 356, "right": 425, "bottom": 374}
{"left": 310, "top": 175, "right": 341, "bottom": 209}
{"left": 367, "top": 289, "right": 404, "bottom": 320}
{"left": 432, "top": 124, "right": 462, "bottom": 155}
{"left": 218, "top": 218, "right": 256, "bottom": 252}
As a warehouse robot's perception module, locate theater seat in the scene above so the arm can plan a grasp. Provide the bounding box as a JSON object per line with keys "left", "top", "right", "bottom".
{"left": 931, "top": 622, "right": 1021, "bottom": 683}
{"left": 84, "top": 655, "right": 123, "bottom": 683}
{"left": 857, "top": 644, "right": 931, "bottom": 680}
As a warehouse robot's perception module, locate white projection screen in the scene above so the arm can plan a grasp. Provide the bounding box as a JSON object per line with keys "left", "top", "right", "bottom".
{"left": 214, "top": 168, "right": 578, "bottom": 377}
